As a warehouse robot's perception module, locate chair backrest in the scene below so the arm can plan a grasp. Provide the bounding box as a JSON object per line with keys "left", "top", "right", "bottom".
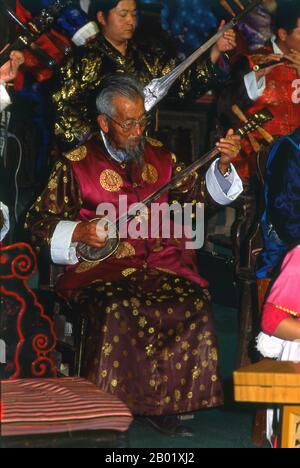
{"left": 36, "top": 257, "right": 88, "bottom": 378}
{"left": 0, "top": 243, "right": 57, "bottom": 379}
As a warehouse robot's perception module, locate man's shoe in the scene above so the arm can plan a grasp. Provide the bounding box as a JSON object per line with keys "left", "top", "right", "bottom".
{"left": 135, "top": 415, "right": 194, "bottom": 437}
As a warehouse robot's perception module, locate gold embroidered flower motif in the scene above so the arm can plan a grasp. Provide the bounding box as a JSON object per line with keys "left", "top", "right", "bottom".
{"left": 48, "top": 178, "right": 58, "bottom": 190}
{"left": 115, "top": 242, "right": 136, "bottom": 259}
{"left": 122, "top": 268, "right": 137, "bottom": 277}
{"left": 131, "top": 297, "right": 141, "bottom": 307}
{"left": 100, "top": 169, "right": 123, "bottom": 192}
{"left": 65, "top": 146, "right": 87, "bottom": 162}
{"left": 174, "top": 389, "right": 181, "bottom": 402}
{"left": 75, "top": 261, "right": 101, "bottom": 273}
{"left": 181, "top": 341, "right": 190, "bottom": 351}
{"left": 146, "top": 344, "right": 156, "bottom": 357}
{"left": 192, "top": 366, "right": 201, "bottom": 380}
{"left": 146, "top": 137, "right": 163, "bottom": 148}
{"left": 142, "top": 163, "right": 158, "bottom": 184}
{"left": 138, "top": 316, "right": 147, "bottom": 328}
{"left": 102, "top": 342, "right": 113, "bottom": 357}
{"left": 194, "top": 298, "right": 204, "bottom": 311}
{"left": 110, "top": 379, "right": 118, "bottom": 388}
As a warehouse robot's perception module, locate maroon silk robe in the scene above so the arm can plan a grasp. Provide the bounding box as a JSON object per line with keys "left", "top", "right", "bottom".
{"left": 26, "top": 136, "right": 224, "bottom": 415}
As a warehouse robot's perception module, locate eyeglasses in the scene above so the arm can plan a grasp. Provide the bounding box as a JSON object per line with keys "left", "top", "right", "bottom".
{"left": 105, "top": 114, "right": 151, "bottom": 133}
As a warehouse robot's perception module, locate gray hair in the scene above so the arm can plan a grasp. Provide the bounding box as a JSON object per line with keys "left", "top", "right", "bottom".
{"left": 96, "top": 75, "right": 145, "bottom": 117}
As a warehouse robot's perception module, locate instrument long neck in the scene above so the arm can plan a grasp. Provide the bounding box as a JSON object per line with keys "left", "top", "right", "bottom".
{"left": 156, "top": 0, "right": 262, "bottom": 90}
{"left": 116, "top": 146, "right": 220, "bottom": 228}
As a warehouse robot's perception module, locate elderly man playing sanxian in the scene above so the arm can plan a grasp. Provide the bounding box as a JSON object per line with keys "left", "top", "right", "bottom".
{"left": 26, "top": 75, "right": 243, "bottom": 436}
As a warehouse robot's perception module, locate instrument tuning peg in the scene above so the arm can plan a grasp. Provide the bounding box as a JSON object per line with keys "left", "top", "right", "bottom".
{"left": 220, "top": 0, "right": 237, "bottom": 17}
{"left": 233, "top": 0, "right": 245, "bottom": 10}
{"left": 231, "top": 105, "right": 261, "bottom": 153}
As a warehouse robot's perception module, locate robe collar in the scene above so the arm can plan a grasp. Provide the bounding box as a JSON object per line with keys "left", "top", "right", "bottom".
{"left": 101, "top": 131, "right": 129, "bottom": 164}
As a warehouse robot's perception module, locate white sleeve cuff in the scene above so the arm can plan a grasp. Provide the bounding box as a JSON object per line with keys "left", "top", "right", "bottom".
{"left": 0, "top": 84, "right": 11, "bottom": 113}
{"left": 51, "top": 221, "right": 80, "bottom": 265}
{"left": 0, "top": 202, "right": 10, "bottom": 241}
{"left": 206, "top": 159, "right": 243, "bottom": 206}
{"left": 244, "top": 71, "right": 266, "bottom": 101}
{"left": 72, "top": 21, "right": 99, "bottom": 46}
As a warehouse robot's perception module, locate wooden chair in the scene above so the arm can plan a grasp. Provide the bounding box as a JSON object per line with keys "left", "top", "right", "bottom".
{"left": 234, "top": 142, "right": 272, "bottom": 368}
{"left": 0, "top": 246, "right": 133, "bottom": 448}
{"left": 37, "top": 258, "right": 89, "bottom": 378}
{"left": 0, "top": 242, "right": 56, "bottom": 379}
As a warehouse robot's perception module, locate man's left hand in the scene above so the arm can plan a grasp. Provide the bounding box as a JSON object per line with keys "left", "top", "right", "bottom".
{"left": 211, "top": 20, "right": 236, "bottom": 64}
{"left": 0, "top": 50, "right": 24, "bottom": 83}
{"left": 285, "top": 49, "right": 300, "bottom": 77}
{"left": 216, "top": 129, "right": 241, "bottom": 175}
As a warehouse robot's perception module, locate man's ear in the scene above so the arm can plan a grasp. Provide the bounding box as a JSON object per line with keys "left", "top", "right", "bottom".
{"left": 278, "top": 28, "right": 288, "bottom": 42}
{"left": 97, "top": 114, "right": 109, "bottom": 133}
{"left": 97, "top": 11, "right": 106, "bottom": 27}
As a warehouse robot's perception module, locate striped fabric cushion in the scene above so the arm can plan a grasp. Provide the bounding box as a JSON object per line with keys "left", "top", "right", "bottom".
{"left": 1, "top": 378, "right": 133, "bottom": 437}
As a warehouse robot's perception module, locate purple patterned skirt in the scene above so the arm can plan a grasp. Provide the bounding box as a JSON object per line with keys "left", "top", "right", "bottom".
{"left": 80, "top": 270, "right": 223, "bottom": 416}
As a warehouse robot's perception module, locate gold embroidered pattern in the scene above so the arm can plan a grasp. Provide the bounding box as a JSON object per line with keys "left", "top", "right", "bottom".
{"left": 102, "top": 342, "right": 113, "bottom": 357}
{"left": 122, "top": 268, "right": 137, "bottom": 277}
{"left": 64, "top": 146, "right": 87, "bottom": 162}
{"left": 146, "top": 137, "right": 163, "bottom": 148}
{"left": 100, "top": 169, "right": 123, "bottom": 192}
{"left": 142, "top": 163, "right": 158, "bottom": 184}
{"left": 48, "top": 178, "right": 58, "bottom": 190}
{"left": 115, "top": 242, "right": 136, "bottom": 259}
{"left": 75, "top": 261, "right": 101, "bottom": 273}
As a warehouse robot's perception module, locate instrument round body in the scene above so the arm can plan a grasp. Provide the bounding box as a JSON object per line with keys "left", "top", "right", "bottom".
{"left": 76, "top": 218, "right": 120, "bottom": 263}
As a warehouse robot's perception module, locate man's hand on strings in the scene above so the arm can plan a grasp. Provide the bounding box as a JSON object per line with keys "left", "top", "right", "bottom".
{"left": 211, "top": 20, "right": 236, "bottom": 63}
{"left": 217, "top": 129, "right": 241, "bottom": 175}
{"left": 72, "top": 220, "right": 109, "bottom": 248}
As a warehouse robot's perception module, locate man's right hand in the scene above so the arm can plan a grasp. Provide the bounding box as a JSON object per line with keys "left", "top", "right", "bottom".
{"left": 72, "top": 220, "right": 108, "bottom": 248}
{"left": 254, "top": 53, "right": 284, "bottom": 80}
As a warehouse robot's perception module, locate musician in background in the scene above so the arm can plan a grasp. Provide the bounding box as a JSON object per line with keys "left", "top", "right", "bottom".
{"left": 26, "top": 75, "right": 242, "bottom": 436}
{"left": 0, "top": 50, "right": 24, "bottom": 113}
{"left": 218, "top": 0, "right": 300, "bottom": 180}
{"left": 255, "top": 126, "right": 300, "bottom": 446}
{"left": 0, "top": 50, "right": 24, "bottom": 241}
{"left": 53, "top": 0, "right": 237, "bottom": 149}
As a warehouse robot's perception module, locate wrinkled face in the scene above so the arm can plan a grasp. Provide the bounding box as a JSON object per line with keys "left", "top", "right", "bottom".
{"left": 279, "top": 18, "right": 300, "bottom": 53}
{"left": 97, "top": 0, "right": 137, "bottom": 43}
{"left": 98, "top": 95, "right": 146, "bottom": 151}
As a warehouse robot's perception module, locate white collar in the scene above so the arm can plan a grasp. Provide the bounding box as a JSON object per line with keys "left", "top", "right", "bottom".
{"left": 101, "top": 131, "right": 128, "bottom": 163}
{"left": 271, "top": 36, "right": 284, "bottom": 54}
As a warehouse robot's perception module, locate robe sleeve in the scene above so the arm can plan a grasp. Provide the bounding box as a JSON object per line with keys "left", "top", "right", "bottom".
{"left": 24, "top": 159, "right": 82, "bottom": 259}
{"left": 150, "top": 44, "right": 229, "bottom": 101}
{"left": 168, "top": 153, "right": 243, "bottom": 208}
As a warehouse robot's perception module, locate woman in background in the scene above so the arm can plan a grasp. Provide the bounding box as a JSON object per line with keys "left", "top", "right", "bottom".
{"left": 256, "top": 127, "right": 300, "bottom": 446}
